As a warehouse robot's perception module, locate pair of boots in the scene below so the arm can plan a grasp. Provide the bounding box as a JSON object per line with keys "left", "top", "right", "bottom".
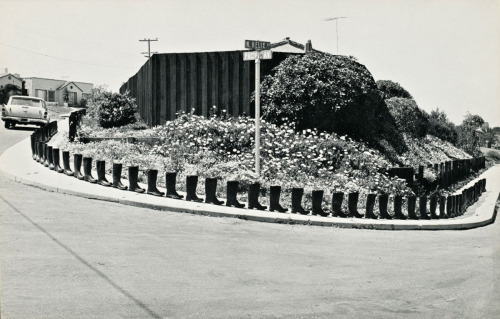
{"left": 51, "top": 148, "right": 64, "bottom": 173}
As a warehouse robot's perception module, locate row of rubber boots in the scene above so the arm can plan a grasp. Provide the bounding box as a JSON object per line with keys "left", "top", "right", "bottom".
{"left": 32, "top": 142, "right": 486, "bottom": 218}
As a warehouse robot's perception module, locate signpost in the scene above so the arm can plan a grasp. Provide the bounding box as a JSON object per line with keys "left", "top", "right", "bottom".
{"left": 244, "top": 40, "right": 272, "bottom": 176}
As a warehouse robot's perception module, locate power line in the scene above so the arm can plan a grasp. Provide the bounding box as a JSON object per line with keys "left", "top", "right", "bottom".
{"left": 0, "top": 42, "right": 136, "bottom": 69}
{"left": 139, "top": 38, "right": 158, "bottom": 58}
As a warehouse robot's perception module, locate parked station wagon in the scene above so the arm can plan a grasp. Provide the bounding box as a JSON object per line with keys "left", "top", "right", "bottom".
{"left": 1, "top": 95, "right": 50, "bottom": 129}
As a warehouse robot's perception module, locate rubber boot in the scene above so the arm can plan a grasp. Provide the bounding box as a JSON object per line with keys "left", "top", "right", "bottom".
{"left": 248, "top": 183, "right": 267, "bottom": 210}
{"left": 482, "top": 178, "right": 486, "bottom": 192}
{"left": 146, "top": 169, "right": 164, "bottom": 196}
{"left": 446, "top": 196, "right": 453, "bottom": 218}
{"left": 62, "top": 151, "right": 74, "bottom": 176}
{"left": 331, "top": 192, "right": 345, "bottom": 217}
{"left": 205, "top": 178, "right": 224, "bottom": 205}
{"left": 73, "top": 154, "right": 84, "bottom": 180}
{"left": 165, "top": 172, "right": 183, "bottom": 199}
{"left": 40, "top": 143, "right": 47, "bottom": 164}
{"left": 419, "top": 196, "right": 430, "bottom": 219}
{"left": 365, "top": 194, "right": 378, "bottom": 219}
{"left": 439, "top": 196, "right": 447, "bottom": 219}
{"left": 429, "top": 196, "right": 439, "bottom": 219}
{"left": 128, "top": 166, "right": 145, "bottom": 193}
{"left": 378, "top": 194, "right": 392, "bottom": 219}
{"left": 36, "top": 142, "right": 43, "bottom": 163}
{"left": 347, "top": 192, "right": 363, "bottom": 218}
{"left": 44, "top": 145, "right": 52, "bottom": 168}
{"left": 96, "top": 160, "right": 112, "bottom": 187}
{"left": 112, "top": 163, "right": 128, "bottom": 190}
{"left": 291, "top": 187, "right": 309, "bottom": 215}
{"left": 269, "top": 186, "right": 287, "bottom": 213}
{"left": 31, "top": 135, "right": 36, "bottom": 160}
{"left": 226, "top": 181, "right": 245, "bottom": 208}
{"left": 311, "top": 190, "right": 329, "bottom": 217}
{"left": 82, "top": 157, "right": 97, "bottom": 183}
{"left": 407, "top": 196, "right": 418, "bottom": 220}
{"left": 185, "top": 175, "right": 203, "bottom": 202}
{"left": 394, "top": 195, "right": 407, "bottom": 220}
{"left": 456, "top": 194, "right": 463, "bottom": 216}
{"left": 52, "top": 148, "right": 64, "bottom": 173}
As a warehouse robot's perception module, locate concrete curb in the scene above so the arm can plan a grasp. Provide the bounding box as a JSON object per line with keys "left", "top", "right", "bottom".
{"left": 1, "top": 135, "right": 499, "bottom": 231}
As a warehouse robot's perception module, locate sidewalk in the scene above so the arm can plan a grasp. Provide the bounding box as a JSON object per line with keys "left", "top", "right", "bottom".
{"left": 1, "top": 133, "right": 498, "bottom": 230}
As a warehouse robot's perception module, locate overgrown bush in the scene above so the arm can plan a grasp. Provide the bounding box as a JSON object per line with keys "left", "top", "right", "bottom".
{"left": 98, "top": 91, "right": 138, "bottom": 128}
{"left": 376, "top": 80, "right": 413, "bottom": 99}
{"left": 385, "top": 97, "right": 429, "bottom": 137}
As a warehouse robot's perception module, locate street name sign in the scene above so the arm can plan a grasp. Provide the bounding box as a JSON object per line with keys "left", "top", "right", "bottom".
{"left": 243, "top": 50, "right": 273, "bottom": 61}
{"left": 244, "top": 40, "right": 271, "bottom": 50}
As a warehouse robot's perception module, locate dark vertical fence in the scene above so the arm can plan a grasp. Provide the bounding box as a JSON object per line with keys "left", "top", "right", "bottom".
{"left": 120, "top": 50, "right": 296, "bottom": 126}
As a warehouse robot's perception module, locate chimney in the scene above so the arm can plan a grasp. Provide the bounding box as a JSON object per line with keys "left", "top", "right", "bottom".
{"left": 305, "top": 40, "right": 313, "bottom": 53}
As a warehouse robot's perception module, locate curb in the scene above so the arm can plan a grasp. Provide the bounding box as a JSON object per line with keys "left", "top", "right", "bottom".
{"left": 1, "top": 137, "right": 499, "bottom": 231}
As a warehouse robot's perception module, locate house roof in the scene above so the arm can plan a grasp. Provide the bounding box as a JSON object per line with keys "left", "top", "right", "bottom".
{"left": 0, "top": 73, "right": 23, "bottom": 81}
{"left": 270, "top": 37, "right": 321, "bottom": 53}
{"left": 57, "top": 81, "right": 83, "bottom": 92}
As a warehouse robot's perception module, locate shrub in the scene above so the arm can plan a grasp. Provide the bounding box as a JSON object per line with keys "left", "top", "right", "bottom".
{"left": 98, "top": 91, "right": 138, "bottom": 128}
{"left": 260, "top": 52, "right": 381, "bottom": 138}
{"left": 455, "top": 124, "right": 481, "bottom": 156}
{"left": 385, "top": 97, "right": 429, "bottom": 137}
{"left": 376, "top": 80, "right": 413, "bottom": 99}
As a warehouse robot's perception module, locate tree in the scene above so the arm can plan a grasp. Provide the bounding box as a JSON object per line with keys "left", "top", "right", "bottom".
{"left": 0, "top": 84, "right": 22, "bottom": 104}
{"left": 427, "top": 108, "right": 457, "bottom": 143}
{"left": 477, "top": 123, "right": 498, "bottom": 148}
{"left": 376, "top": 80, "right": 413, "bottom": 100}
{"left": 462, "top": 113, "right": 485, "bottom": 129}
{"left": 385, "top": 97, "right": 429, "bottom": 137}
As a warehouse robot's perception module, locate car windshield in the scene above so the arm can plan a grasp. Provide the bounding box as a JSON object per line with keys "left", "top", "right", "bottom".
{"left": 11, "top": 98, "right": 45, "bottom": 107}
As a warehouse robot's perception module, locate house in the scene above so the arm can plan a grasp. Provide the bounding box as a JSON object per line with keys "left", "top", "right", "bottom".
{"left": 23, "top": 77, "right": 93, "bottom": 106}
{"left": 0, "top": 70, "right": 23, "bottom": 90}
{"left": 120, "top": 37, "right": 318, "bottom": 126}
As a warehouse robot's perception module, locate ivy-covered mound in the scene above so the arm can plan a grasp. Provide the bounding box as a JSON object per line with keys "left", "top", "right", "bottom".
{"left": 259, "top": 52, "right": 406, "bottom": 153}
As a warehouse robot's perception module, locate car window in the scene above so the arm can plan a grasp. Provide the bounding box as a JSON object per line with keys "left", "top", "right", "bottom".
{"left": 11, "top": 98, "right": 44, "bottom": 107}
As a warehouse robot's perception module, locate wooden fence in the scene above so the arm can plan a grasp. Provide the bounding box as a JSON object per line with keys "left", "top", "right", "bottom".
{"left": 120, "top": 50, "right": 296, "bottom": 126}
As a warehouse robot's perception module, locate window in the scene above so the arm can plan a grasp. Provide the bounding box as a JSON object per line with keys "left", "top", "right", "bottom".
{"left": 48, "top": 90, "right": 55, "bottom": 102}
{"left": 35, "top": 89, "right": 47, "bottom": 101}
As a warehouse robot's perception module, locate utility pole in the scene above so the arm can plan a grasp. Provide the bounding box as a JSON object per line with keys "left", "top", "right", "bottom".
{"left": 324, "top": 17, "right": 347, "bottom": 54}
{"left": 139, "top": 38, "right": 158, "bottom": 58}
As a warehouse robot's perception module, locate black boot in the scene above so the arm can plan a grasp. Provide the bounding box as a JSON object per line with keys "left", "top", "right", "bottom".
{"left": 347, "top": 192, "right": 363, "bottom": 218}
{"left": 73, "top": 154, "right": 84, "bottom": 180}
{"left": 96, "top": 160, "right": 112, "bottom": 187}
{"left": 429, "top": 196, "right": 439, "bottom": 219}
{"left": 128, "top": 166, "right": 145, "bottom": 193}
{"left": 393, "top": 195, "right": 407, "bottom": 220}
{"left": 31, "top": 135, "right": 36, "bottom": 160}
{"left": 146, "top": 169, "right": 164, "bottom": 196}
{"left": 419, "top": 196, "right": 430, "bottom": 219}
{"left": 248, "top": 183, "right": 267, "bottom": 210}
{"left": 331, "top": 192, "right": 345, "bottom": 217}
{"left": 62, "top": 151, "right": 74, "bottom": 176}
{"left": 226, "top": 181, "right": 245, "bottom": 208}
{"left": 45, "top": 146, "right": 53, "bottom": 168}
{"left": 205, "top": 178, "right": 224, "bottom": 205}
{"left": 291, "top": 188, "right": 309, "bottom": 215}
{"left": 378, "top": 194, "right": 392, "bottom": 219}
{"left": 269, "top": 186, "right": 287, "bottom": 213}
{"left": 112, "top": 163, "right": 127, "bottom": 190}
{"left": 439, "top": 196, "right": 447, "bottom": 219}
{"left": 52, "top": 148, "right": 64, "bottom": 173}
{"left": 186, "top": 175, "right": 203, "bottom": 202}
{"left": 311, "top": 190, "right": 329, "bottom": 217}
{"left": 407, "top": 196, "right": 418, "bottom": 220}
{"left": 165, "top": 172, "right": 183, "bottom": 199}
{"left": 82, "top": 157, "right": 97, "bottom": 183}
{"left": 36, "top": 142, "right": 44, "bottom": 163}
{"left": 365, "top": 193, "right": 378, "bottom": 219}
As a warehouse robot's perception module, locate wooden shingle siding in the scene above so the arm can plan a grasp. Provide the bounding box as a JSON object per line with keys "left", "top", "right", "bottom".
{"left": 120, "top": 50, "right": 296, "bottom": 126}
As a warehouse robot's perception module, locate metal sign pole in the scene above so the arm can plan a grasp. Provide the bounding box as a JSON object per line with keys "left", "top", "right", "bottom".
{"left": 255, "top": 53, "right": 261, "bottom": 176}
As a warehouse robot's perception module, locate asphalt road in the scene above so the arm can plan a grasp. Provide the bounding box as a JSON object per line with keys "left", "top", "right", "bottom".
{"left": 1, "top": 121, "right": 499, "bottom": 318}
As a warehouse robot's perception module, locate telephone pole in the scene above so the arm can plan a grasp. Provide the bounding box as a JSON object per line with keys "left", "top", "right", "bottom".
{"left": 324, "top": 17, "right": 348, "bottom": 54}
{"left": 139, "top": 38, "right": 158, "bottom": 58}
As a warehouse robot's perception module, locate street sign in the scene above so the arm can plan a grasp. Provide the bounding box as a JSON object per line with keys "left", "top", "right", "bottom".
{"left": 244, "top": 40, "right": 271, "bottom": 50}
{"left": 243, "top": 50, "right": 273, "bottom": 61}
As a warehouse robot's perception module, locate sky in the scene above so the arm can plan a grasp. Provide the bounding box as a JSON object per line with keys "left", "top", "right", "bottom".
{"left": 1, "top": 0, "right": 499, "bottom": 127}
